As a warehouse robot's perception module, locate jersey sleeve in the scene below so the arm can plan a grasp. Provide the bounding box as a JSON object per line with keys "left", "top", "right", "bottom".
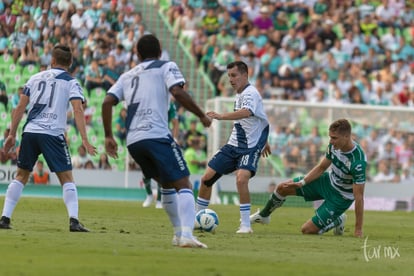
{"left": 69, "top": 80, "right": 85, "bottom": 102}
{"left": 240, "top": 89, "right": 258, "bottom": 115}
{"left": 164, "top": 61, "right": 185, "bottom": 90}
{"left": 107, "top": 74, "right": 125, "bottom": 102}
{"left": 325, "top": 144, "right": 333, "bottom": 160}
{"left": 351, "top": 160, "right": 367, "bottom": 185}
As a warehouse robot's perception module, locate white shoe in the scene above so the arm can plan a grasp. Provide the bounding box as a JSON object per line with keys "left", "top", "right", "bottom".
{"left": 179, "top": 236, "right": 208, "bottom": 248}
{"left": 333, "top": 213, "right": 347, "bottom": 235}
{"left": 172, "top": 235, "right": 179, "bottom": 246}
{"left": 236, "top": 226, "right": 253, "bottom": 234}
{"left": 142, "top": 195, "right": 153, "bottom": 207}
{"left": 250, "top": 209, "right": 270, "bottom": 224}
{"left": 155, "top": 201, "right": 163, "bottom": 209}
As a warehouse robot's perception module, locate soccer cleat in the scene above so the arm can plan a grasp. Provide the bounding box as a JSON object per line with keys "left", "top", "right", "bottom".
{"left": 179, "top": 236, "right": 208, "bottom": 248}
{"left": 250, "top": 209, "right": 270, "bottom": 225}
{"left": 69, "top": 218, "right": 90, "bottom": 232}
{"left": 0, "top": 216, "right": 11, "bottom": 229}
{"left": 172, "top": 235, "right": 179, "bottom": 246}
{"left": 333, "top": 213, "right": 347, "bottom": 235}
{"left": 142, "top": 195, "right": 153, "bottom": 207}
{"left": 155, "top": 201, "right": 163, "bottom": 209}
{"left": 236, "top": 226, "right": 253, "bottom": 234}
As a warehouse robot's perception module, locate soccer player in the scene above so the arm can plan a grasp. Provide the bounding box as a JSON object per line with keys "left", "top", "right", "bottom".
{"left": 142, "top": 101, "right": 179, "bottom": 209}
{"left": 195, "top": 61, "right": 271, "bottom": 234}
{"left": 250, "top": 119, "right": 366, "bottom": 238}
{"left": 102, "top": 34, "right": 212, "bottom": 248}
{"left": 0, "top": 45, "right": 96, "bottom": 231}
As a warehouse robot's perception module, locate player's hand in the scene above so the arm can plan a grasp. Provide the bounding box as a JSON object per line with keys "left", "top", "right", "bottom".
{"left": 262, "top": 143, "right": 271, "bottom": 157}
{"left": 278, "top": 179, "right": 301, "bottom": 189}
{"left": 83, "top": 140, "right": 97, "bottom": 156}
{"left": 354, "top": 229, "right": 363, "bottom": 238}
{"left": 2, "top": 135, "right": 16, "bottom": 157}
{"left": 105, "top": 137, "right": 118, "bottom": 159}
{"left": 200, "top": 114, "right": 212, "bottom": 127}
{"left": 206, "top": 111, "right": 222, "bottom": 120}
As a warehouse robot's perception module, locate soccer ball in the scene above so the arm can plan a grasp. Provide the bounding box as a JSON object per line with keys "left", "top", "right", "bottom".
{"left": 195, "top": 209, "right": 219, "bottom": 233}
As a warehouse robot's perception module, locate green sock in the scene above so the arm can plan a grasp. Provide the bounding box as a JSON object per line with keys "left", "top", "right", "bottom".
{"left": 143, "top": 178, "right": 152, "bottom": 195}
{"left": 156, "top": 184, "right": 161, "bottom": 201}
{"left": 260, "top": 192, "right": 285, "bottom": 217}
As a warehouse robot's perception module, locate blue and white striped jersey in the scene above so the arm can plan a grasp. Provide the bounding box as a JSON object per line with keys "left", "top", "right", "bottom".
{"left": 228, "top": 84, "right": 269, "bottom": 149}
{"left": 108, "top": 60, "right": 185, "bottom": 146}
{"left": 23, "top": 68, "right": 84, "bottom": 136}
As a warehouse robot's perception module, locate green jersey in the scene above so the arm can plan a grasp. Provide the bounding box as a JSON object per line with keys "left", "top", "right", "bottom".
{"left": 326, "top": 142, "right": 367, "bottom": 200}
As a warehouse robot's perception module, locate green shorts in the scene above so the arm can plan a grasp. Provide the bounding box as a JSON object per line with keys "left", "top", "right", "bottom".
{"left": 294, "top": 173, "right": 353, "bottom": 229}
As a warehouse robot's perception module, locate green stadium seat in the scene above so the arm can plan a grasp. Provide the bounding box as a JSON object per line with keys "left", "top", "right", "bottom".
{"left": 0, "top": 54, "right": 14, "bottom": 74}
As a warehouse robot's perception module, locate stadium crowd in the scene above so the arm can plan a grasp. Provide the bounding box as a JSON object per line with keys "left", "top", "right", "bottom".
{"left": 0, "top": 0, "right": 413, "bottom": 182}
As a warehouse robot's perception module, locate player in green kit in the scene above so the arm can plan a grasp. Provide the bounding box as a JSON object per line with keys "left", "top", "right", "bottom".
{"left": 251, "top": 119, "right": 366, "bottom": 237}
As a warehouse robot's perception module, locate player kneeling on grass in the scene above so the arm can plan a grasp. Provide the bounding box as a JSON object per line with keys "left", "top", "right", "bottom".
{"left": 251, "top": 119, "right": 366, "bottom": 238}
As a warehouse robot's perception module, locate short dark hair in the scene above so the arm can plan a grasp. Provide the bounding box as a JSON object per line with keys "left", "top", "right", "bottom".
{"left": 52, "top": 45, "right": 72, "bottom": 67}
{"left": 227, "top": 61, "right": 248, "bottom": 75}
{"left": 329, "top": 119, "right": 351, "bottom": 135}
{"left": 136, "top": 34, "right": 161, "bottom": 61}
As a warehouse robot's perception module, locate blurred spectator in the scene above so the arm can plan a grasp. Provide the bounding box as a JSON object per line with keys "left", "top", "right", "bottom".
{"left": 18, "top": 37, "right": 39, "bottom": 67}
{"left": 282, "top": 145, "right": 305, "bottom": 177}
{"left": 0, "top": 78, "right": 7, "bottom": 111}
{"left": 115, "top": 107, "right": 127, "bottom": 145}
{"left": 177, "top": 7, "right": 199, "bottom": 41}
{"left": 395, "top": 137, "right": 413, "bottom": 172}
{"left": 183, "top": 119, "right": 206, "bottom": 149}
{"left": 243, "top": 0, "right": 260, "bottom": 22}
{"left": 84, "top": 160, "right": 96, "bottom": 170}
{"left": 191, "top": 26, "right": 208, "bottom": 65}
{"left": 273, "top": 11, "right": 289, "bottom": 35}
{"left": 318, "top": 19, "right": 337, "bottom": 51}
{"left": 71, "top": 4, "right": 94, "bottom": 40}
{"left": 0, "top": 6, "right": 17, "bottom": 36}
{"left": 184, "top": 136, "right": 207, "bottom": 174}
{"left": 30, "top": 160, "right": 50, "bottom": 185}
{"left": 377, "top": 140, "right": 397, "bottom": 162}
{"left": 252, "top": 5, "right": 273, "bottom": 34}
{"left": 372, "top": 159, "right": 400, "bottom": 183}
{"left": 202, "top": 8, "right": 220, "bottom": 36}
{"left": 98, "top": 153, "right": 112, "bottom": 170}
{"left": 304, "top": 142, "right": 324, "bottom": 172}
{"left": 102, "top": 55, "right": 120, "bottom": 91}
{"left": 72, "top": 145, "right": 93, "bottom": 169}
{"left": 109, "top": 44, "right": 129, "bottom": 74}
{"left": 84, "top": 59, "right": 104, "bottom": 97}
{"left": 8, "top": 22, "right": 30, "bottom": 63}
{"left": 0, "top": 128, "right": 19, "bottom": 165}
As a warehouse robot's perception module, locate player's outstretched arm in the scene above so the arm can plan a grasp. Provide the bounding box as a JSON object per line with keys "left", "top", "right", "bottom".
{"left": 353, "top": 183, "right": 365, "bottom": 238}
{"left": 170, "top": 85, "right": 211, "bottom": 128}
{"left": 102, "top": 94, "right": 118, "bottom": 159}
{"left": 262, "top": 143, "right": 271, "bottom": 157}
{"left": 2, "top": 94, "right": 29, "bottom": 156}
{"left": 206, "top": 108, "right": 251, "bottom": 121}
{"left": 71, "top": 99, "right": 97, "bottom": 156}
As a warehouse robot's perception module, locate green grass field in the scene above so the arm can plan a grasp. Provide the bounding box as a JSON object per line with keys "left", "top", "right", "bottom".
{"left": 0, "top": 197, "right": 412, "bottom": 276}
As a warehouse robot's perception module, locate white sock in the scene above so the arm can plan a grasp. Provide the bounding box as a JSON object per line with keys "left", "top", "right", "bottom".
{"left": 178, "top": 188, "right": 195, "bottom": 239}
{"left": 161, "top": 188, "right": 181, "bottom": 237}
{"left": 2, "top": 180, "right": 24, "bottom": 218}
{"left": 240, "top": 203, "right": 251, "bottom": 228}
{"left": 195, "top": 197, "right": 209, "bottom": 212}
{"left": 62, "top": 183, "right": 78, "bottom": 219}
